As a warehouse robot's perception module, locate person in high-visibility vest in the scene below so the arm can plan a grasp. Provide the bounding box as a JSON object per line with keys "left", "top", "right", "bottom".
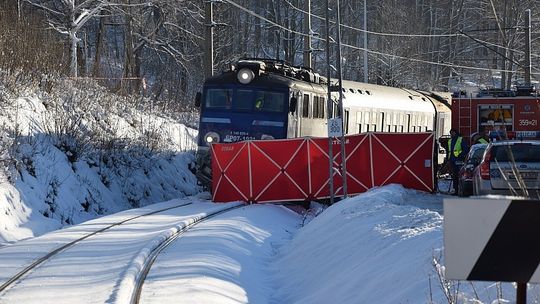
{"left": 447, "top": 128, "right": 469, "bottom": 195}
{"left": 471, "top": 131, "right": 489, "bottom": 145}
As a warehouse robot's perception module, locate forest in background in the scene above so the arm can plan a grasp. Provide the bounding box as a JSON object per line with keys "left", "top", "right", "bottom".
{"left": 1, "top": 0, "right": 539, "bottom": 112}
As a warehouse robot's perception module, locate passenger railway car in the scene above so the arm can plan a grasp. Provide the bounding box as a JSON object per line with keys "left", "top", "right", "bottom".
{"left": 452, "top": 88, "right": 540, "bottom": 140}
{"left": 195, "top": 59, "right": 452, "bottom": 182}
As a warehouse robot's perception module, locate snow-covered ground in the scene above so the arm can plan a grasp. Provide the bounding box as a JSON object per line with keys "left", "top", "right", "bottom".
{"left": 1, "top": 185, "right": 537, "bottom": 303}
{"left": 0, "top": 78, "right": 200, "bottom": 244}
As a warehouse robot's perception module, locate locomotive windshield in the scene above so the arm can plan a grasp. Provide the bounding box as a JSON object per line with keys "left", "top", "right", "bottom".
{"left": 204, "top": 88, "right": 286, "bottom": 113}
{"left": 205, "top": 89, "right": 233, "bottom": 109}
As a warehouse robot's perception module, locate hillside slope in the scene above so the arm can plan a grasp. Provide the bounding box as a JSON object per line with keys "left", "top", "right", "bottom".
{"left": 0, "top": 73, "right": 200, "bottom": 243}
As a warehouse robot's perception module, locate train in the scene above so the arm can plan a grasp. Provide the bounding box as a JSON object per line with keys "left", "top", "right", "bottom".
{"left": 194, "top": 58, "right": 452, "bottom": 185}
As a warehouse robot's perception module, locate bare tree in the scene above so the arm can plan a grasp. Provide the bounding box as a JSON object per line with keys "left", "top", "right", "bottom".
{"left": 24, "top": 0, "right": 110, "bottom": 77}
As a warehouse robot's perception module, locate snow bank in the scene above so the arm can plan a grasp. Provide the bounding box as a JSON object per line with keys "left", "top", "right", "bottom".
{"left": 272, "top": 184, "right": 520, "bottom": 303}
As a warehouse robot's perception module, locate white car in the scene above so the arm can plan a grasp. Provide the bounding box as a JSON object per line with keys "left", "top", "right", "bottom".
{"left": 472, "top": 140, "right": 540, "bottom": 199}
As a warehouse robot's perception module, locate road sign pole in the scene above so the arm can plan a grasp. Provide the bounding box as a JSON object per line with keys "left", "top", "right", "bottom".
{"left": 516, "top": 282, "right": 526, "bottom": 304}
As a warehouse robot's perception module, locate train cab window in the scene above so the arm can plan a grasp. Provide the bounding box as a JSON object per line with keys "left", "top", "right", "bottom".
{"left": 235, "top": 90, "right": 253, "bottom": 110}
{"left": 302, "top": 94, "right": 310, "bottom": 118}
{"left": 254, "top": 91, "right": 285, "bottom": 112}
{"left": 205, "top": 89, "right": 233, "bottom": 109}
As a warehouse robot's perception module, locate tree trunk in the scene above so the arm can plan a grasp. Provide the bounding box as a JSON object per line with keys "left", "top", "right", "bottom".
{"left": 70, "top": 30, "right": 78, "bottom": 78}
{"left": 93, "top": 14, "right": 106, "bottom": 77}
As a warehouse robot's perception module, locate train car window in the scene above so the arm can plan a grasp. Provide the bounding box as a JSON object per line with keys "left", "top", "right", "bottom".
{"left": 313, "top": 96, "right": 320, "bottom": 118}
{"left": 438, "top": 117, "right": 445, "bottom": 137}
{"left": 205, "top": 89, "right": 233, "bottom": 109}
{"left": 344, "top": 110, "right": 350, "bottom": 133}
{"left": 356, "top": 112, "right": 362, "bottom": 129}
{"left": 254, "top": 91, "right": 285, "bottom": 112}
{"left": 302, "top": 94, "right": 310, "bottom": 118}
{"left": 334, "top": 103, "right": 340, "bottom": 118}
{"left": 319, "top": 97, "right": 326, "bottom": 118}
{"left": 235, "top": 90, "right": 253, "bottom": 110}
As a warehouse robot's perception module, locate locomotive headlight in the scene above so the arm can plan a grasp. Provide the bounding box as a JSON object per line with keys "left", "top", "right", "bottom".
{"left": 237, "top": 68, "right": 255, "bottom": 84}
{"left": 261, "top": 134, "right": 274, "bottom": 140}
{"left": 204, "top": 132, "right": 220, "bottom": 145}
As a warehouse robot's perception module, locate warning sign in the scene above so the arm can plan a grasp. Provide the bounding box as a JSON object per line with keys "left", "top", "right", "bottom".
{"left": 444, "top": 198, "right": 540, "bottom": 283}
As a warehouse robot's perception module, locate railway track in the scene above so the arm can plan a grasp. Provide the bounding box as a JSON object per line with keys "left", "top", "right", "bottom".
{"left": 0, "top": 201, "right": 193, "bottom": 295}
{"left": 129, "top": 204, "right": 246, "bottom": 304}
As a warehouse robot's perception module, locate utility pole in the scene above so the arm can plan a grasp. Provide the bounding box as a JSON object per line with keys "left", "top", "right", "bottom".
{"left": 325, "top": 0, "right": 334, "bottom": 205}
{"left": 363, "top": 0, "right": 368, "bottom": 83}
{"left": 303, "top": 0, "right": 312, "bottom": 69}
{"left": 205, "top": 0, "right": 214, "bottom": 78}
{"left": 524, "top": 9, "right": 532, "bottom": 86}
{"left": 336, "top": 0, "right": 348, "bottom": 197}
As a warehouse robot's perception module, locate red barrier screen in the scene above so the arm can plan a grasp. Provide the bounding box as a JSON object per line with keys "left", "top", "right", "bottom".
{"left": 212, "top": 132, "right": 435, "bottom": 203}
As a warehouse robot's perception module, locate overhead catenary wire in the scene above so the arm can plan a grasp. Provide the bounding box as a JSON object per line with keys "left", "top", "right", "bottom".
{"left": 279, "top": 0, "right": 540, "bottom": 58}
{"left": 280, "top": 0, "right": 460, "bottom": 38}
{"left": 222, "top": 0, "right": 540, "bottom": 75}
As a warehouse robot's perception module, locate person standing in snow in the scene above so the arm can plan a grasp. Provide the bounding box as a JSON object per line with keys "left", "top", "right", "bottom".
{"left": 446, "top": 128, "right": 468, "bottom": 195}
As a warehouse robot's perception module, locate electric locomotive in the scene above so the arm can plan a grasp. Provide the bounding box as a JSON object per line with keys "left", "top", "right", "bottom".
{"left": 194, "top": 58, "right": 451, "bottom": 184}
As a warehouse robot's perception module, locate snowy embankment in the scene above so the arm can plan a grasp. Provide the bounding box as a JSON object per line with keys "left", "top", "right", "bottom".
{"left": 272, "top": 185, "right": 529, "bottom": 304}
{"left": 0, "top": 75, "right": 200, "bottom": 244}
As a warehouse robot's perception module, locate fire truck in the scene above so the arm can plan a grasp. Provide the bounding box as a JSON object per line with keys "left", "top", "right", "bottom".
{"left": 451, "top": 87, "right": 540, "bottom": 142}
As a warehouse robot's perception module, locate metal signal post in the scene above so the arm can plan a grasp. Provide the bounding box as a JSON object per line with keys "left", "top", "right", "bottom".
{"left": 325, "top": 0, "right": 334, "bottom": 204}
{"left": 205, "top": 0, "right": 214, "bottom": 78}
{"left": 335, "top": 0, "right": 348, "bottom": 198}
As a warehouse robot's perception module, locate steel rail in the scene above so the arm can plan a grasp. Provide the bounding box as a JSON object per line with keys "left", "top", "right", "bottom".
{"left": 130, "top": 204, "right": 247, "bottom": 304}
{"left": 0, "top": 202, "right": 193, "bottom": 294}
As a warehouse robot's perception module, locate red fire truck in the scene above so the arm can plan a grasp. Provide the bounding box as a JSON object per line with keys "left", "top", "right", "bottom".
{"left": 451, "top": 87, "right": 540, "bottom": 141}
